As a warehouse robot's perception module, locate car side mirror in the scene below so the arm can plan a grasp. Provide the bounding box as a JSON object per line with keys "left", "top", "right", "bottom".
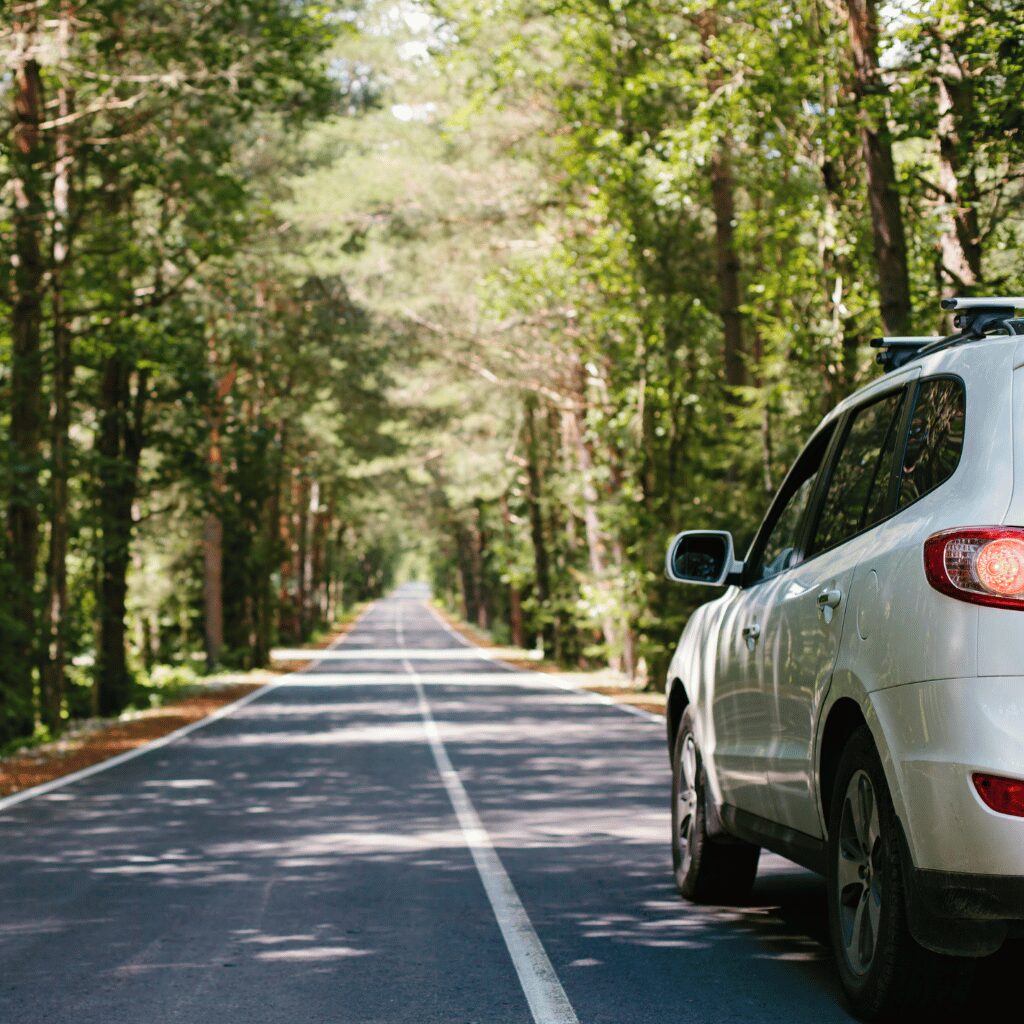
{"left": 665, "top": 530, "right": 742, "bottom": 587}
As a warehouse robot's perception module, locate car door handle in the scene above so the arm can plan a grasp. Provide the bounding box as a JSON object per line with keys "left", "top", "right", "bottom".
{"left": 745, "top": 618, "right": 761, "bottom": 651}
{"left": 816, "top": 588, "right": 842, "bottom": 609}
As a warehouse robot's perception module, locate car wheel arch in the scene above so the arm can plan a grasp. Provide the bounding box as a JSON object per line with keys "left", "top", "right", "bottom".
{"left": 818, "top": 697, "right": 869, "bottom": 830}
{"left": 667, "top": 678, "right": 690, "bottom": 758}
{"left": 817, "top": 686, "right": 916, "bottom": 858}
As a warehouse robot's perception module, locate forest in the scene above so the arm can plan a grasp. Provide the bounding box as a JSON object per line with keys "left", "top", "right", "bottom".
{"left": 1, "top": 0, "right": 1022, "bottom": 747}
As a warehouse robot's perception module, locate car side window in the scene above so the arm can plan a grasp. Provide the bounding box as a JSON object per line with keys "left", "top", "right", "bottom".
{"left": 748, "top": 426, "right": 834, "bottom": 584}
{"left": 897, "top": 378, "right": 966, "bottom": 509}
{"left": 809, "top": 389, "right": 906, "bottom": 556}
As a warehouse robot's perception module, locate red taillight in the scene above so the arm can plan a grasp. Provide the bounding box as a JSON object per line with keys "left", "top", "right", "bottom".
{"left": 973, "top": 772, "right": 1024, "bottom": 817}
{"left": 975, "top": 538, "right": 1024, "bottom": 595}
{"left": 924, "top": 527, "right": 1024, "bottom": 610}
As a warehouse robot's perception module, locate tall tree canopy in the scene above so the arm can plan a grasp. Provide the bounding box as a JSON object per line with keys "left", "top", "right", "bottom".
{"left": 2, "top": 0, "right": 1023, "bottom": 746}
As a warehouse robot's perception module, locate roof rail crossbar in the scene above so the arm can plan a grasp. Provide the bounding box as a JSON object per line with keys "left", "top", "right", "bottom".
{"left": 940, "top": 296, "right": 1024, "bottom": 310}
{"left": 874, "top": 297, "right": 1024, "bottom": 373}
{"left": 870, "top": 336, "right": 945, "bottom": 347}
{"left": 940, "top": 296, "right": 1024, "bottom": 338}
{"left": 871, "top": 336, "right": 945, "bottom": 372}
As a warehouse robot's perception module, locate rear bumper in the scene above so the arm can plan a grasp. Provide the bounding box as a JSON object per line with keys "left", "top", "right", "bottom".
{"left": 870, "top": 676, "right": 1024, "bottom": 875}
{"left": 914, "top": 867, "right": 1024, "bottom": 921}
{"left": 872, "top": 676, "right": 1024, "bottom": 954}
{"left": 905, "top": 861, "right": 1024, "bottom": 956}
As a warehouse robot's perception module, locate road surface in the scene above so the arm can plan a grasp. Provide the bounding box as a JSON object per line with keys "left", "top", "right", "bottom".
{"left": 2, "top": 585, "right": 1013, "bottom": 1022}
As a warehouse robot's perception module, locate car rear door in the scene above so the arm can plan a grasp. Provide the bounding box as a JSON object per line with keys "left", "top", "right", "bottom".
{"left": 761, "top": 382, "right": 914, "bottom": 838}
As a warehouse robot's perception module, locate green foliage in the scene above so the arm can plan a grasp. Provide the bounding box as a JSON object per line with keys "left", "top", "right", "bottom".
{"left": 390, "top": 0, "right": 1024, "bottom": 682}
{"left": 0, "top": 0, "right": 401, "bottom": 743}
{"left": 4, "top": 0, "right": 1024, "bottom": 753}
{"left": 134, "top": 664, "right": 206, "bottom": 709}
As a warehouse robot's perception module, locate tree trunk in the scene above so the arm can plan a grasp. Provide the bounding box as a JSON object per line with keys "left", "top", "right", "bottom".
{"left": 470, "top": 505, "right": 489, "bottom": 630}
{"left": 202, "top": 510, "right": 224, "bottom": 668}
{"left": 454, "top": 518, "right": 478, "bottom": 625}
{"left": 328, "top": 517, "right": 345, "bottom": 623}
{"left": 747, "top": 193, "right": 776, "bottom": 496}
{"left": 710, "top": 149, "right": 747, "bottom": 389}
{"left": 499, "top": 494, "right": 525, "bottom": 648}
{"left": 312, "top": 494, "right": 331, "bottom": 624}
{"left": 844, "top": 0, "right": 912, "bottom": 335}
{"left": 610, "top": 533, "right": 637, "bottom": 679}
{"left": 566, "top": 369, "right": 620, "bottom": 672}
{"left": 5, "top": 11, "right": 47, "bottom": 739}
{"left": 279, "top": 472, "right": 301, "bottom": 641}
{"left": 293, "top": 475, "right": 310, "bottom": 639}
{"left": 95, "top": 357, "right": 147, "bottom": 715}
{"left": 573, "top": 422, "right": 618, "bottom": 669}
{"left": 304, "top": 478, "right": 319, "bottom": 631}
{"left": 603, "top": 448, "right": 638, "bottom": 680}
{"left": 935, "top": 41, "right": 981, "bottom": 288}
{"left": 819, "top": 155, "right": 862, "bottom": 401}
{"left": 523, "top": 397, "right": 553, "bottom": 653}
{"left": 698, "top": 11, "right": 747, "bottom": 390}
{"left": 754, "top": 330, "right": 774, "bottom": 497}
{"left": 255, "top": 426, "right": 286, "bottom": 665}
{"left": 202, "top": 338, "right": 235, "bottom": 669}
{"left": 41, "top": 31, "right": 75, "bottom": 731}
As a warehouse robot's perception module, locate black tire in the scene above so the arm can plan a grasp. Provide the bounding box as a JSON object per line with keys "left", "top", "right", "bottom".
{"left": 671, "top": 707, "right": 760, "bottom": 903}
{"left": 826, "top": 726, "right": 974, "bottom": 1020}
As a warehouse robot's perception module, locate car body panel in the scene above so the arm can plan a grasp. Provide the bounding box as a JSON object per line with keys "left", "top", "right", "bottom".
{"left": 709, "top": 583, "right": 778, "bottom": 818}
{"left": 870, "top": 677, "right": 1024, "bottom": 874}
{"left": 667, "top": 331, "right": 1024, "bottom": 890}
{"left": 977, "top": 358, "right": 1024, "bottom": 676}
{"left": 762, "top": 540, "right": 859, "bottom": 837}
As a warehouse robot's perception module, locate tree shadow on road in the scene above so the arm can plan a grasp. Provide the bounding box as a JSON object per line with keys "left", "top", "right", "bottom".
{"left": 2, "top": 676, "right": 1019, "bottom": 1024}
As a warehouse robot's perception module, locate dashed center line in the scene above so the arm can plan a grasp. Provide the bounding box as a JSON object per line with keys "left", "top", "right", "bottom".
{"left": 397, "top": 602, "right": 581, "bottom": 1024}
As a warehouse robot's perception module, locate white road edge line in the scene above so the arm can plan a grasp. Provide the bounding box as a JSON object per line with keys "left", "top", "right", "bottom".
{"left": 0, "top": 606, "right": 373, "bottom": 814}
{"left": 421, "top": 600, "right": 664, "bottom": 725}
{"left": 404, "top": 663, "right": 580, "bottom": 1023}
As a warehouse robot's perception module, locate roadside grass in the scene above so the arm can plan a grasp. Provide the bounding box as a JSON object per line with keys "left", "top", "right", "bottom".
{"left": 0, "top": 683, "right": 265, "bottom": 800}
{"left": 268, "top": 602, "right": 369, "bottom": 671}
{"left": 431, "top": 602, "right": 667, "bottom": 718}
{"left": 1, "top": 600, "right": 662, "bottom": 801}
{"left": 0, "top": 604, "right": 368, "bottom": 800}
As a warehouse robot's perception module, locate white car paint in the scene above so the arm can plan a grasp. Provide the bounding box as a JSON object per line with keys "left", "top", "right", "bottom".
{"left": 667, "top": 332, "right": 1024, "bottom": 882}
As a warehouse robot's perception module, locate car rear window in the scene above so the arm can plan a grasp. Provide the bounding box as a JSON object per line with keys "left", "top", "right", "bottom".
{"left": 809, "top": 389, "right": 906, "bottom": 555}
{"left": 897, "top": 377, "right": 966, "bottom": 509}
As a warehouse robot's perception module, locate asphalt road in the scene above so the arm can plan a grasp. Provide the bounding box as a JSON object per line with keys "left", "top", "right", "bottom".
{"left": 2, "top": 584, "right": 1014, "bottom": 1022}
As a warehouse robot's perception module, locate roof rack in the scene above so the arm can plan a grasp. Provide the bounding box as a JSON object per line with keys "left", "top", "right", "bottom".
{"left": 872, "top": 296, "right": 1024, "bottom": 373}
{"left": 869, "top": 336, "right": 944, "bottom": 372}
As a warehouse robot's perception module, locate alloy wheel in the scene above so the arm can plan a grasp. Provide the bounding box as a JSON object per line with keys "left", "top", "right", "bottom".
{"left": 836, "top": 769, "right": 883, "bottom": 976}
{"left": 676, "top": 733, "right": 699, "bottom": 875}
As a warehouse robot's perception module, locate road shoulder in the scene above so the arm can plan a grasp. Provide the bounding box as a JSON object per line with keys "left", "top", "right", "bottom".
{"left": 0, "top": 615, "right": 361, "bottom": 801}
{"left": 430, "top": 603, "right": 668, "bottom": 718}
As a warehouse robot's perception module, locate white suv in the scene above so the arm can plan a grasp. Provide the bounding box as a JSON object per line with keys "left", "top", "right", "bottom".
{"left": 663, "top": 297, "right": 1024, "bottom": 1019}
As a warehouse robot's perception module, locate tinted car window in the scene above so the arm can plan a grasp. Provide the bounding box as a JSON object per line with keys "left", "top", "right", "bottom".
{"left": 749, "top": 427, "right": 833, "bottom": 583}
{"left": 898, "top": 378, "right": 966, "bottom": 508}
{"left": 810, "top": 390, "right": 905, "bottom": 555}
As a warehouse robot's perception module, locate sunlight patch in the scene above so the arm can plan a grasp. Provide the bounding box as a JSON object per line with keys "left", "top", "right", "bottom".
{"left": 255, "top": 945, "right": 371, "bottom": 962}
